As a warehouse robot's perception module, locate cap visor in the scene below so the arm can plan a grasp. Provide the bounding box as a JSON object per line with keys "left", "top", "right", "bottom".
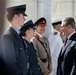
{"left": 30, "top": 27, "right": 36, "bottom": 30}
{"left": 33, "top": 28, "right": 36, "bottom": 30}
{"left": 22, "top": 12, "right": 27, "bottom": 16}
{"left": 38, "top": 24, "right": 46, "bottom": 26}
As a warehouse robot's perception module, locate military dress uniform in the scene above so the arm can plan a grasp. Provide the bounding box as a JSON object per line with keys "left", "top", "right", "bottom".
{"left": 32, "top": 32, "right": 52, "bottom": 74}
{"left": 2, "top": 27, "right": 29, "bottom": 75}
{"left": 2, "top": 4, "right": 29, "bottom": 75}
{"left": 31, "top": 17, "right": 52, "bottom": 75}
{"left": 48, "top": 30, "right": 63, "bottom": 75}
{"left": 24, "top": 39, "right": 44, "bottom": 75}
{"left": 20, "top": 20, "right": 44, "bottom": 75}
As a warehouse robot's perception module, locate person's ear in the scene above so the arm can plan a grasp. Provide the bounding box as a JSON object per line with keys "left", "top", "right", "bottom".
{"left": 13, "top": 14, "right": 18, "bottom": 19}
{"left": 67, "top": 25, "right": 71, "bottom": 29}
{"left": 26, "top": 29, "right": 29, "bottom": 33}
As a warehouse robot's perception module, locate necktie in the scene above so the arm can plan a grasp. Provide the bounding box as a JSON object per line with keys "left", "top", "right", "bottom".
{"left": 61, "top": 38, "right": 68, "bottom": 50}
{"left": 64, "top": 38, "right": 68, "bottom": 46}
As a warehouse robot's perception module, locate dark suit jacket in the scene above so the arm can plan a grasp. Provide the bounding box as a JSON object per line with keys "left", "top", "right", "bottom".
{"left": 24, "top": 39, "right": 43, "bottom": 75}
{"left": 57, "top": 32, "right": 76, "bottom": 75}
{"left": 2, "top": 27, "right": 28, "bottom": 75}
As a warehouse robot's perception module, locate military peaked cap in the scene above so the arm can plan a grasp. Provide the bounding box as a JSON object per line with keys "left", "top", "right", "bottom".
{"left": 20, "top": 20, "right": 35, "bottom": 31}
{"left": 6, "top": 4, "right": 27, "bottom": 16}
{"left": 35, "top": 17, "right": 46, "bottom": 26}
{"left": 52, "top": 20, "right": 62, "bottom": 26}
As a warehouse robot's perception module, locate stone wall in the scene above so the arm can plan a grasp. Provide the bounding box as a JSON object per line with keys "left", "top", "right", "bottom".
{"left": 5, "top": 0, "right": 51, "bottom": 38}
{"left": 4, "top": 0, "right": 76, "bottom": 37}
{"left": 51, "top": 0, "right": 76, "bottom": 22}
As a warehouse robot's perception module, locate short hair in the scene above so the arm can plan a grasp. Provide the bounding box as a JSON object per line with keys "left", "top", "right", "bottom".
{"left": 7, "top": 13, "right": 20, "bottom": 22}
{"left": 20, "top": 27, "right": 29, "bottom": 36}
{"left": 7, "top": 13, "right": 14, "bottom": 22}
{"left": 62, "top": 17, "right": 76, "bottom": 29}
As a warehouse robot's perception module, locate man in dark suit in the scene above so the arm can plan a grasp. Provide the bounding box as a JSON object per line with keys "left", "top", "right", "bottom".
{"left": 20, "top": 20, "right": 44, "bottom": 75}
{"left": 57, "top": 17, "right": 76, "bottom": 75}
{"left": 2, "top": 4, "right": 29, "bottom": 75}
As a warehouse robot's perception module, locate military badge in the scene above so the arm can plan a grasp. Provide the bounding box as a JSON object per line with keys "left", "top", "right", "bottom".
{"left": 43, "top": 20, "right": 45, "bottom": 23}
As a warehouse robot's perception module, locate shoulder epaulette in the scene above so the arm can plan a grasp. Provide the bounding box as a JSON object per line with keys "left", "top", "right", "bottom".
{"left": 54, "top": 32, "right": 58, "bottom": 35}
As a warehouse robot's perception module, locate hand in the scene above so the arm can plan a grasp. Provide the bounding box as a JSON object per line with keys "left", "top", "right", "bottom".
{"left": 45, "top": 69, "right": 49, "bottom": 75}
{"left": 48, "top": 68, "right": 52, "bottom": 74}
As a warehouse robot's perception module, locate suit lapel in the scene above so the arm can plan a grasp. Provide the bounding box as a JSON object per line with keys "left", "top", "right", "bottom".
{"left": 60, "top": 32, "right": 76, "bottom": 56}
{"left": 62, "top": 32, "right": 76, "bottom": 55}
{"left": 59, "top": 40, "right": 75, "bottom": 61}
{"left": 58, "top": 32, "right": 76, "bottom": 60}
{"left": 61, "top": 40, "right": 72, "bottom": 54}
{"left": 64, "top": 40, "right": 75, "bottom": 55}
{"left": 58, "top": 40, "right": 72, "bottom": 60}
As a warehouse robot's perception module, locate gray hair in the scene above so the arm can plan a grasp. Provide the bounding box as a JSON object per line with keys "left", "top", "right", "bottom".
{"left": 62, "top": 17, "right": 76, "bottom": 29}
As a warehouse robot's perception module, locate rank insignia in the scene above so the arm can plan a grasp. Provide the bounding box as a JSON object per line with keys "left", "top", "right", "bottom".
{"left": 54, "top": 32, "right": 58, "bottom": 35}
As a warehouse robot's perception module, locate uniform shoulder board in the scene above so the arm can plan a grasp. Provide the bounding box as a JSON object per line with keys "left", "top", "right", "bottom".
{"left": 54, "top": 32, "right": 58, "bottom": 35}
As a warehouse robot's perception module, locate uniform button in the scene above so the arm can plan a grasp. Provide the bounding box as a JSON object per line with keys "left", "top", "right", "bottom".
{"left": 20, "top": 47, "right": 22, "bottom": 50}
{"left": 26, "top": 50, "right": 27, "bottom": 52}
{"left": 27, "top": 63, "right": 30, "bottom": 69}
{"left": 38, "top": 63, "right": 39, "bottom": 65}
{"left": 38, "top": 68, "right": 40, "bottom": 70}
{"left": 27, "top": 56, "right": 29, "bottom": 58}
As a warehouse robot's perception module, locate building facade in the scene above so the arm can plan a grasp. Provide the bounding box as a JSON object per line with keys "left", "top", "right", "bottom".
{"left": 5, "top": 0, "right": 76, "bottom": 38}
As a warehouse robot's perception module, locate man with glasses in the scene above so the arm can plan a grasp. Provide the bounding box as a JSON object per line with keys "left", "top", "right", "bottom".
{"left": 57, "top": 17, "right": 76, "bottom": 75}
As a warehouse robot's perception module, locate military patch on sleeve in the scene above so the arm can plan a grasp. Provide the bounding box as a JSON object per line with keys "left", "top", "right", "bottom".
{"left": 54, "top": 32, "right": 58, "bottom": 35}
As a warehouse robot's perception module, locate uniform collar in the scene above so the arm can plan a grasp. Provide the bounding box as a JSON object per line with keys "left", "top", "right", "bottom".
{"left": 10, "top": 24, "right": 20, "bottom": 35}
{"left": 23, "top": 37, "right": 31, "bottom": 43}
{"left": 54, "top": 29, "right": 60, "bottom": 34}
